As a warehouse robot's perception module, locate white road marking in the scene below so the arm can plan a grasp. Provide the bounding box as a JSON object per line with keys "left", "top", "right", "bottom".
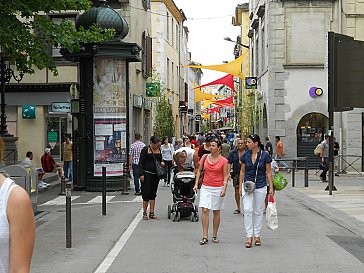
{"left": 94, "top": 208, "right": 143, "bottom": 273}
{"left": 39, "top": 195, "right": 143, "bottom": 206}
{"left": 88, "top": 196, "right": 115, "bottom": 204}
{"left": 40, "top": 196, "right": 80, "bottom": 206}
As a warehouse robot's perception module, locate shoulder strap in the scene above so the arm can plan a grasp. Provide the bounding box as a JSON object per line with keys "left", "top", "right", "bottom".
{"left": 201, "top": 154, "right": 207, "bottom": 171}
{"left": 254, "top": 151, "right": 263, "bottom": 183}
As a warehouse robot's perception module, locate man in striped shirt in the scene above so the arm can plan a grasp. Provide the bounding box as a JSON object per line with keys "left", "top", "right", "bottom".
{"left": 129, "top": 133, "right": 146, "bottom": 195}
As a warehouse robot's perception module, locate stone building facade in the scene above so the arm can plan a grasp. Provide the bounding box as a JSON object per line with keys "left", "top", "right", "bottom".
{"left": 249, "top": 0, "right": 364, "bottom": 171}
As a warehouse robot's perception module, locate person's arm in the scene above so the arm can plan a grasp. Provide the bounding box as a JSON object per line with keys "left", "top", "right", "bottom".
{"left": 221, "top": 161, "right": 230, "bottom": 197}
{"left": 7, "top": 187, "right": 35, "bottom": 273}
{"left": 193, "top": 150, "right": 199, "bottom": 173}
{"left": 138, "top": 147, "right": 147, "bottom": 182}
{"left": 266, "top": 163, "right": 274, "bottom": 195}
{"left": 320, "top": 144, "right": 324, "bottom": 162}
{"left": 193, "top": 155, "right": 204, "bottom": 192}
{"left": 239, "top": 163, "right": 245, "bottom": 197}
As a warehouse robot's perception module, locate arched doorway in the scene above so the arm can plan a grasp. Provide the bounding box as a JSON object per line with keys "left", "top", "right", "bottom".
{"left": 296, "top": 113, "right": 329, "bottom": 168}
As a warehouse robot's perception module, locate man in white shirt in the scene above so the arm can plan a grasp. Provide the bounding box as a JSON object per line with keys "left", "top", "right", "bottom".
{"left": 21, "top": 151, "right": 49, "bottom": 189}
{"left": 174, "top": 146, "right": 199, "bottom": 172}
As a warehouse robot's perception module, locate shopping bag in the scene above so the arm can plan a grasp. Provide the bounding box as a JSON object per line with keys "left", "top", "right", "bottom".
{"left": 273, "top": 172, "right": 288, "bottom": 191}
{"left": 266, "top": 196, "right": 278, "bottom": 230}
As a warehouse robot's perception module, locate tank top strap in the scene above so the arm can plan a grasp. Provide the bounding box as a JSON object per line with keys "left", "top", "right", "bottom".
{"left": 0, "top": 178, "right": 17, "bottom": 215}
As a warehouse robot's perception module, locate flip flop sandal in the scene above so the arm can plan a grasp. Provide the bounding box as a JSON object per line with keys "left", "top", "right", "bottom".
{"left": 199, "top": 237, "right": 208, "bottom": 245}
{"left": 142, "top": 212, "right": 148, "bottom": 220}
{"left": 233, "top": 209, "right": 241, "bottom": 214}
{"left": 149, "top": 212, "right": 158, "bottom": 220}
{"left": 254, "top": 237, "right": 261, "bottom": 246}
{"left": 245, "top": 238, "right": 253, "bottom": 248}
{"left": 212, "top": 237, "right": 219, "bottom": 243}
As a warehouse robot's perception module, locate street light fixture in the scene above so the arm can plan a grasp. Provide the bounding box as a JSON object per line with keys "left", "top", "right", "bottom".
{"left": 224, "top": 37, "right": 249, "bottom": 49}
{"left": 0, "top": 48, "right": 24, "bottom": 136}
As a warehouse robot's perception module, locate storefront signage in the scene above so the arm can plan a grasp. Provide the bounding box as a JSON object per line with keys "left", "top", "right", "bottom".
{"left": 48, "top": 131, "right": 58, "bottom": 142}
{"left": 245, "top": 77, "right": 257, "bottom": 89}
{"left": 22, "top": 105, "right": 36, "bottom": 119}
{"left": 51, "top": 102, "right": 71, "bottom": 113}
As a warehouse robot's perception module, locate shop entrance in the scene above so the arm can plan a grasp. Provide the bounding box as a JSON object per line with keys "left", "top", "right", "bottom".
{"left": 46, "top": 116, "right": 68, "bottom": 162}
{"left": 296, "top": 113, "right": 328, "bottom": 168}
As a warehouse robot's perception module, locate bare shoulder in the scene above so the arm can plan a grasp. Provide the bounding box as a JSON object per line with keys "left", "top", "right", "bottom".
{"left": 8, "top": 186, "right": 32, "bottom": 210}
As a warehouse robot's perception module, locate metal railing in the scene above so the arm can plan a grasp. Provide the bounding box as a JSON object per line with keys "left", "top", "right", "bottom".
{"left": 338, "top": 155, "right": 362, "bottom": 175}
{"left": 275, "top": 157, "right": 309, "bottom": 187}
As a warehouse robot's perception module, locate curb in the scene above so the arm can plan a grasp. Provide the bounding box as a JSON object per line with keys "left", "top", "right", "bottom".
{"left": 285, "top": 187, "right": 364, "bottom": 239}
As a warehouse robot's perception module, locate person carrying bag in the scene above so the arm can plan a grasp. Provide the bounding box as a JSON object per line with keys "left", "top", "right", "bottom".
{"left": 239, "top": 134, "right": 274, "bottom": 248}
{"left": 138, "top": 136, "right": 164, "bottom": 220}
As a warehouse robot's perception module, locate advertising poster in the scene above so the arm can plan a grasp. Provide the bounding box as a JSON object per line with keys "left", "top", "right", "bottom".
{"left": 93, "top": 58, "right": 127, "bottom": 176}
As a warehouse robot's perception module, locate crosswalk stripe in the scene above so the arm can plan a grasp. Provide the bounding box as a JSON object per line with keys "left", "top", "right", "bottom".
{"left": 39, "top": 195, "right": 142, "bottom": 206}
{"left": 40, "top": 196, "right": 81, "bottom": 206}
{"left": 87, "top": 196, "right": 115, "bottom": 204}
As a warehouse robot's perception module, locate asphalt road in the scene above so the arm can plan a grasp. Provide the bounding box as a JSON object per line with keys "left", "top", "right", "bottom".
{"left": 32, "top": 182, "right": 364, "bottom": 273}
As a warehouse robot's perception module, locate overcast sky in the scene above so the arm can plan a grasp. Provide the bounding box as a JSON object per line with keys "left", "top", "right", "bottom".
{"left": 174, "top": 0, "right": 246, "bottom": 84}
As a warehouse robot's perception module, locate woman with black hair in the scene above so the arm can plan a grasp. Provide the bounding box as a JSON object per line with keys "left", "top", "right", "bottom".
{"left": 239, "top": 134, "right": 273, "bottom": 248}
{"left": 139, "top": 136, "right": 164, "bottom": 220}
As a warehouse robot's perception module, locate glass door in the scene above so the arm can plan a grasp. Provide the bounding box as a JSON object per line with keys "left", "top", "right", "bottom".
{"left": 46, "top": 116, "right": 67, "bottom": 162}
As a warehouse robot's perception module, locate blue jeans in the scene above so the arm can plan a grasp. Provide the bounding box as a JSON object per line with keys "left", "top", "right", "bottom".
{"left": 275, "top": 155, "right": 289, "bottom": 169}
{"left": 132, "top": 164, "right": 141, "bottom": 193}
{"left": 63, "top": 161, "right": 73, "bottom": 180}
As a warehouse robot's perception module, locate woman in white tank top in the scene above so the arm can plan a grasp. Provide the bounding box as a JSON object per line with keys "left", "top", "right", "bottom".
{"left": 0, "top": 137, "right": 35, "bottom": 273}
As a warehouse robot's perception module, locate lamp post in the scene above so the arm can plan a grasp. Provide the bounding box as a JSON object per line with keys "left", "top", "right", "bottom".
{"left": 224, "top": 37, "right": 249, "bottom": 49}
{"left": 0, "top": 50, "right": 24, "bottom": 136}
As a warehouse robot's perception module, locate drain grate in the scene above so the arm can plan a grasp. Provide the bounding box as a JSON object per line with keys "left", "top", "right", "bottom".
{"left": 327, "top": 235, "right": 364, "bottom": 264}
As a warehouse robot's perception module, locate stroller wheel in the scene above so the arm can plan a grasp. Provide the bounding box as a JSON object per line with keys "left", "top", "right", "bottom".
{"left": 194, "top": 213, "right": 199, "bottom": 222}
{"left": 167, "top": 205, "right": 171, "bottom": 219}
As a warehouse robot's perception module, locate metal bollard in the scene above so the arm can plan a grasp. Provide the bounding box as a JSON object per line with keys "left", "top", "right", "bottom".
{"left": 292, "top": 162, "right": 295, "bottom": 188}
{"left": 65, "top": 182, "right": 72, "bottom": 248}
{"left": 121, "top": 163, "right": 129, "bottom": 195}
{"left": 102, "top": 167, "right": 106, "bottom": 216}
{"left": 304, "top": 157, "right": 309, "bottom": 187}
{"left": 59, "top": 176, "right": 66, "bottom": 195}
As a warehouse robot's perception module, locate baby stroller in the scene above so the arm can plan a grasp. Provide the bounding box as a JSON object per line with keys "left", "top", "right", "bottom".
{"left": 167, "top": 170, "right": 199, "bottom": 222}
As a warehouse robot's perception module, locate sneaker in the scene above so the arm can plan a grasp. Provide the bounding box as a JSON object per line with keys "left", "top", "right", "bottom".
{"left": 38, "top": 183, "right": 47, "bottom": 189}
{"left": 40, "top": 181, "right": 50, "bottom": 187}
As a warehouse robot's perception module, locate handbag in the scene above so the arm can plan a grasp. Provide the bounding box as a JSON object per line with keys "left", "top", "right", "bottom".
{"left": 266, "top": 195, "right": 278, "bottom": 230}
{"left": 243, "top": 151, "right": 262, "bottom": 194}
{"left": 197, "top": 154, "right": 207, "bottom": 189}
{"left": 150, "top": 146, "right": 166, "bottom": 179}
{"left": 273, "top": 172, "right": 288, "bottom": 191}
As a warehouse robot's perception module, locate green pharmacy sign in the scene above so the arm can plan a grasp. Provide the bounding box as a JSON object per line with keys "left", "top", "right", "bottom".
{"left": 146, "top": 82, "right": 161, "bottom": 97}
{"left": 22, "top": 105, "right": 36, "bottom": 119}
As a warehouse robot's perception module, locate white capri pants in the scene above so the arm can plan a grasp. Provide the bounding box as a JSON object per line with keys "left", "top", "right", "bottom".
{"left": 242, "top": 186, "right": 267, "bottom": 237}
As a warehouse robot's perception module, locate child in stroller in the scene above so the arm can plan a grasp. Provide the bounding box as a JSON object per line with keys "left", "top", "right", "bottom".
{"left": 167, "top": 151, "right": 198, "bottom": 222}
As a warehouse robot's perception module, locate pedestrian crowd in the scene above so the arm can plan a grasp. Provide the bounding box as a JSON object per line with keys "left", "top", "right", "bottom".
{"left": 131, "top": 130, "right": 294, "bottom": 248}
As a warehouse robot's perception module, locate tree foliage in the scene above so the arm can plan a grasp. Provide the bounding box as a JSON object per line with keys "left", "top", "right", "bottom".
{"left": 154, "top": 95, "right": 175, "bottom": 138}
{"left": 0, "top": 0, "right": 115, "bottom": 75}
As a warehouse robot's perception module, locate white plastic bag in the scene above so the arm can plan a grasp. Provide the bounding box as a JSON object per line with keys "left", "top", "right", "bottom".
{"left": 266, "top": 196, "right": 278, "bottom": 230}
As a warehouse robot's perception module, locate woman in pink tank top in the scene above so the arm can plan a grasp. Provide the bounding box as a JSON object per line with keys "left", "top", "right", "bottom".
{"left": 194, "top": 138, "right": 229, "bottom": 245}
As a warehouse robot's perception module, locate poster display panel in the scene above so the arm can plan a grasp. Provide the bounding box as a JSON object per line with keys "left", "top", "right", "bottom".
{"left": 93, "top": 58, "right": 127, "bottom": 176}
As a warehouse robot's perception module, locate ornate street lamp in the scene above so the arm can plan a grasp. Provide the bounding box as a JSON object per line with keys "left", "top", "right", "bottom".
{"left": 0, "top": 48, "right": 24, "bottom": 136}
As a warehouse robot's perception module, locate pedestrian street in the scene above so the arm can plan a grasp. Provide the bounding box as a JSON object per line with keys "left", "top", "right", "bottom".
{"left": 31, "top": 179, "right": 364, "bottom": 273}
